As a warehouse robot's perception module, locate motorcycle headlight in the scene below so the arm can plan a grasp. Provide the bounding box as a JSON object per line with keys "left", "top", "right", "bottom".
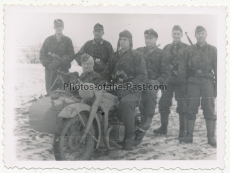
{"left": 79, "top": 83, "right": 95, "bottom": 99}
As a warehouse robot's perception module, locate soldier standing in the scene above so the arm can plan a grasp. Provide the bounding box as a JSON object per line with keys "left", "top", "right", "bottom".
{"left": 40, "top": 19, "right": 75, "bottom": 94}
{"left": 74, "top": 23, "right": 114, "bottom": 75}
{"left": 179, "top": 26, "right": 217, "bottom": 147}
{"left": 102, "top": 30, "right": 147, "bottom": 150}
{"left": 135, "top": 29, "right": 171, "bottom": 144}
{"left": 153, "top": 25, "right": 189, "bottom": 139}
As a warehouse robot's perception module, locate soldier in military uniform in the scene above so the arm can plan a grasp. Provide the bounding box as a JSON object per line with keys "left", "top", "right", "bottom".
{"left": 79, "top": 53, "right": 106, "bottom": 86}
{"left": 179, "top": 26, "right": 217, "bottom": 147}
{"left": 153, "top": 25, "right": 189, "bottom": 139}
{"left": 40, "top": 19, "right": 75, "bottom": 94}
{"left": 135, "top": 29, "right": 170, "bottom": 143}
{"left": 74, "top": 23, "right": 114, "bottom": 75}
{"left": 102, "top": 30, "right": 147, "bottom": 150}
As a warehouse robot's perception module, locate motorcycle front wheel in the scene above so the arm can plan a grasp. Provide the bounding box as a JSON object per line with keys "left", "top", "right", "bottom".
{"left": 53, "top": 112, "right": 96, "bottom": 160}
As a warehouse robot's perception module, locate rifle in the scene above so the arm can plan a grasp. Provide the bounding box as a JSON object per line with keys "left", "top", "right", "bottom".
{"left": 185, "top": 32, "right": 193, "bottom": 45}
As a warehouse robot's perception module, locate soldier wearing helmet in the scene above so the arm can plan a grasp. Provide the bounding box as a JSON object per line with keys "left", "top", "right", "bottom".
{"left": 102, "top": 30, "right": 147, "bottom": 150}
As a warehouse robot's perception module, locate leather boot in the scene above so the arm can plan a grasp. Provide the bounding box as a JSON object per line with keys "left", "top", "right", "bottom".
{"left": 153, "top": 113, "right": 169, "bottom": 135}
{"left": 205, "top": 120, "right": 217, "bottom": 148}
{"left": 123, "top": 136, "right": 133, "bottom": 151}
{"left": 180, "top": 119, "right": 195, "bottom": 143}
{"left": 179, "top": 114, "right": 187, "bottom": 138}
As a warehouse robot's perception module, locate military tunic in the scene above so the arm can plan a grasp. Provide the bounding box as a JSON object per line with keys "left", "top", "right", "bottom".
{"left": 102, "top": 49, "right": 147, "bottom": 139}
{"left": 136, "top": 46, "right": 170, "bottom": 120}
{"left": 180, "top": 42, "right": 217, "bottom": 120}
{"left": 80, "top": 71, "right": 106, "bottom": 86}
{"left": 158, "top": 41, "right": 189, "bottom": 116}
{"left": 74, "top": 39, "right": 114, "bottom": 74}
{"left": 40, "top": 35, "right": 75, "bottom": 93}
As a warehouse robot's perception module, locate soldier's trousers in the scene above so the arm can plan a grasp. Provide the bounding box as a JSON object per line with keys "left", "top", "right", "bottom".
{"left": 186, "top": 77, "right": 216, "bottom": 120}
{"left": 118, "top": 92, "right": 140, "bottom": 139}
{"left": 159, "top": 83, "right": 187, "bottom": 115}
{"left": 142, "top": 89, "right": 158, "bottom": 119}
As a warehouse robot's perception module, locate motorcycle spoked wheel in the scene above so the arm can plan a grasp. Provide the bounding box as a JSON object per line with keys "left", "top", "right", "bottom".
{"left": 53, "top": 113, "right": 96, "bottom": 160}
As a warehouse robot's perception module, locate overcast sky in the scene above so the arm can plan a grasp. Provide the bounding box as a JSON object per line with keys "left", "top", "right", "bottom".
{"left": 6, "top": 13, "right": 217, "bottom": 51}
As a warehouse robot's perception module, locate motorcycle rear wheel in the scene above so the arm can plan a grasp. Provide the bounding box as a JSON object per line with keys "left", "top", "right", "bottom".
{"left": 53, "top": 113, "right": 96, "bottom": 160}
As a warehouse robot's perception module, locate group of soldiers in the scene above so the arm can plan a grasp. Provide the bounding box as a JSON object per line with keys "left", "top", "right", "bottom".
{"left": 39, "top": 19, "right": 217, "bottom": 150}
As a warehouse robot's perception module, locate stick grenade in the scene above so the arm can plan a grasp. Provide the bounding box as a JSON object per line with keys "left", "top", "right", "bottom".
{"left": 185, "top": 32, "right": 193, "bottom": 45}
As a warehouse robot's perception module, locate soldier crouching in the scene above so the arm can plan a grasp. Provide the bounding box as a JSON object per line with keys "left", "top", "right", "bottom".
{"left": 179, "top": 26, "right": 217, "bottom": 147}
{"left": 102, "top": 30, "right": 147, "bottom": 150}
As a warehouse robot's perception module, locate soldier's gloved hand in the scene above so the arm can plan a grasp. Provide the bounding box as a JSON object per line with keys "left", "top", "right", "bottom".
{"left": 47, "top": 59, "right": 62, "bottom": 71}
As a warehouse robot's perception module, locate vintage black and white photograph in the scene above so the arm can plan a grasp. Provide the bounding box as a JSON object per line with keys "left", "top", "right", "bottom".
{"left": 3, "top": 5, "right": 226, "bottom": 169}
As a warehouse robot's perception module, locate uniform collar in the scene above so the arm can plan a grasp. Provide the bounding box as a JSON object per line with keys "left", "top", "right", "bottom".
{"left": 82, "top": 70, "right": 94, "bottom": 75}
{"left": 172, "top": 41, "right": 182, "bottom": 46}
{"left": 93, "top": 38, "right": 103, "bottom": 44}
{"left": 119, "top": 48, "right": 132, "bottom": 56}
{"left": 54, "top": 34, "right": 64, "bottom": 43}
{"left": 196, "top": 42, "right": 208, "bottom": 49}
{"left": 146, "top": 44, "right": 157, "bottom": 51}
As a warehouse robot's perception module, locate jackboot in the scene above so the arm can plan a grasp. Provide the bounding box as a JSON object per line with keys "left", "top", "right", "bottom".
{"left": 180, "top": 119, "right": 195, "bottom": 143}
{"left": 123, "top": 136, "right": 133, "bottom": 151}
{"left": 153, "top": 113, "right": 169, "bottom": 135}
{"left": 179, "top": 114, "right": 187, "bottom": 138}
{"left": 205, "top": 120, "right": 217, "bottom": 148}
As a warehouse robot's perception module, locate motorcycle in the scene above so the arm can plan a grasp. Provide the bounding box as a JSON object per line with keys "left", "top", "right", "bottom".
{"left": 29, "top": 78, "right": 145, "bottom": 160}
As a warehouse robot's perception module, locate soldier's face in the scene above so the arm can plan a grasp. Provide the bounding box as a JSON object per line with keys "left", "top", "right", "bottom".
{"left": 195, "top": 31, "right": 207, "bottom": 43}
{"left": 119, "top": 37, "right": 131, "bottom": 50}
{"left": 144, "top": 35, "right": 157, "bottom": 47}
{"left": 82, "top": 62, "right": 94, "bottom": 72}
{"left": 93, "top": 30, "right": 104, "bottom": 40}
{"left": 172, "top": 30, "right": 183, "bottom": 43}
{"left": 54, "top": 25, "right": 64, "bottom": 34}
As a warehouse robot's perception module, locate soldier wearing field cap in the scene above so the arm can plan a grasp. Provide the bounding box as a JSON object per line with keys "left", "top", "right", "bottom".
{"left": 134, "top": 28, "right": 170, "bottom": 144}
{"left": 79, "top": 53, "right": 106, "bottom": 85}
{"left": 102, "top": 30, "right": 147, "bottom": 150}
{"left": 154, "top": 25, "right": 189, "bottom": 139}
{"left": 74, "top": 23, "right": 114, "bottom": 75}
{"left": 179, "top": 26, "right": 217, "bottom": 147}
{"left": 40, "top": 19, "right": 75, "bottom": 94}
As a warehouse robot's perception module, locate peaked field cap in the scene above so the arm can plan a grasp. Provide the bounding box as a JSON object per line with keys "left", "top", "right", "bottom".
{"left": 81, "top": 53, "right": 91, "bottom": 63}
{"left": 119, "top": 30, "right": 132, "bottom": 40}
{"left": 94, "top": 23, "right": 104, "bottom": 31}
{"left": 195, "top": 26, "right": 206, "bottom": 33}
{"left": 172, "top": 25, "right": 182, "bottom": 32}
{"left": 144, "top": 28, "right": 158, "bottom": 38}
{"left": 54, "top": 19, "right": 64, "bottom": 26}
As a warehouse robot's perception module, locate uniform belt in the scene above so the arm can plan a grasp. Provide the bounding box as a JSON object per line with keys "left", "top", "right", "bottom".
{"left": 196, "top": 69, "right": 212, "bottom": 74}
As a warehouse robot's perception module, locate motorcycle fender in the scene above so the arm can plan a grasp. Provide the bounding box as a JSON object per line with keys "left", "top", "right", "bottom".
{"left": 58, "top": 103, "right": 90, "bottom": 118}
{"left": 58, "top": 103, "right": 101, "bottom": 149}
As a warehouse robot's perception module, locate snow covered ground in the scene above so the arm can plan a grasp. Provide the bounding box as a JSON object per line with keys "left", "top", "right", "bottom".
{"left": 14, "top": 63, "right": 216, "bottom": 160}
